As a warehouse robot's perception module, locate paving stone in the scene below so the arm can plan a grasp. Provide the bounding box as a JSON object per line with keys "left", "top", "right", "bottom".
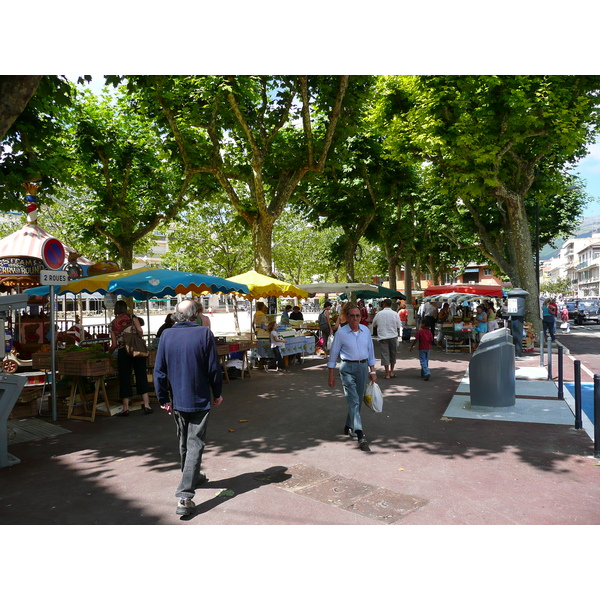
{"left": 344, "top": 488, "right": 428, "bottom": 523}
{"left": 268, "top": 463, "right": 334, "bottom": 491}
{"left": 294, "top": 475, "right": 377, "bottom": 507}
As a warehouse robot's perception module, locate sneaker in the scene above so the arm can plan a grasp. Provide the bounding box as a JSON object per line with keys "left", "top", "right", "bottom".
{"left": 358, "top": 437, "right": 371, "bottom": 452}
{"left": 344, "top": 425, "right": 357, "bottom": 438}
{"left": 176, "top": 498, "right": 196, "bottom": 516}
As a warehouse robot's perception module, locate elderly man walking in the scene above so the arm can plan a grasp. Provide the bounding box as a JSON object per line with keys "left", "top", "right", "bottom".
{"left": 372, "top": 298, "right": 402, "bottom": 379}
{"left": 328, "top": 304, "right": 377, "bottom": 452}
{"left": 154, "top": 299, "right": 223, "bottom": 516}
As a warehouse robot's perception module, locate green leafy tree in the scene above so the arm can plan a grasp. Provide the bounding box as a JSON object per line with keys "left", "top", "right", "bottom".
{"left": 541, "top": 276, "right": 573, "bottom": 297}
{"left": 377, "top": 75, "right": 600, "bottom": 325}
{"left": 159, "top": 193, "right": 253, "bottom": 277}
{"left": 119, "top": 75, "right": 371, "bottom": 276}
{"left": 1, "top": 76, "right": 77, "bottom": 209}
{"left": 54, "top": 86, "right": 206, "bottom": 269}
{"left": 272, "top": 208, "right": 349, "bottom": 285}
{"left": 299, "top": 132, "right": 386, "bottom": 282}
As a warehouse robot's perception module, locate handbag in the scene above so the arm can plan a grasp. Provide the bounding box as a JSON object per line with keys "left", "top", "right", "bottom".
{"left": 363, "top": 381, "right": 383, "bottom": 413}
{"left": 122, "top": 324, "right": 149, "bottom": 357}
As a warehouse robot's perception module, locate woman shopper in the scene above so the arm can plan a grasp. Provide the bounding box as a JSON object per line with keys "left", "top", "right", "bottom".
{"left": 109, "top": 299, "right": 153, "bottom": 416}
{"left": 542, "top": 298, "right": 557, "bottom": 342}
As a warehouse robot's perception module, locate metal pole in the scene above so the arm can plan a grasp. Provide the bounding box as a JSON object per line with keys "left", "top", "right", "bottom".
{"left": 557, "top": 345, "right": 564, "bottom": 399}
{"left": 50, "top": 285, "right": 58, "bottom": 422}
{"left": 547, "top": 338, "right": 553, "bottom": 381}
{"left": 539, "top": 330, "right": 545, "bottom": 367}
{"left": 594, "top": 374, "right": 600, "bottom": 458}
{"left": 574, "top": 360, "right": 582, "bottom": 430}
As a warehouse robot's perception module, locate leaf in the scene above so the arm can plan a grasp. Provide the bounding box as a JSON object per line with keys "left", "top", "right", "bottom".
{"left": 228, "top": 429, "right": 235, "bottom": 432}
{"left": 239, "top": 419, "right": 248, "bottom": 423}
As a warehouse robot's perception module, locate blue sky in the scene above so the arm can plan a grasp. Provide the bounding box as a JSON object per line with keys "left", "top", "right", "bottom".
{"left": 572, "top": 141, "right": 600, "bottom": 219}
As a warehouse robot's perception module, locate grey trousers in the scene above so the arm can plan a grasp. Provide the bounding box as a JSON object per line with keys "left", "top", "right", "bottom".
{"left": 173, "top": 409, "right": 210, "bottom": 499}
{"left": 378, "top": 337, "right": 398, "bottom": 367}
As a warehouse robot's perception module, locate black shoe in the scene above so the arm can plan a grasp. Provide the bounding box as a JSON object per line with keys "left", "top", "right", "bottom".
{"left": 116, "top": 409, "right": 129, "bottom": 417}
{"left": 142, "top": 405, "right": 154, "bottom": 414}
{"left": 358, "top": 437, "right": 371, "bottom": 452}
{"left": 344, "top": 426, "right": 357, "bottom": 438}
{"left": 424, "top": 374, "right": 430, "bottom": 381}
{"left": 194, "top": 471, "right": 208, "bottom": 488}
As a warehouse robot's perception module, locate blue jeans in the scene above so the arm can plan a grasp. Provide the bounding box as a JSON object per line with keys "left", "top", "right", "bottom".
{"left": 339, "top": 360, "right": 369, "bottom": 434}
{"left": 419, "top": 350, "right": 430, "bottom": 377}
{"left": 173, "top": 409, "right": 210, "bottom": 499}
{"left": 543, "top": 316, "right": 556, "bottom": 341}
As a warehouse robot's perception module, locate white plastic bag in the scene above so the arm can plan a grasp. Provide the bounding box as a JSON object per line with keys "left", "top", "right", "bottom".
{"left": 363, "top": 381, "right": 383, "bottom": 413}
{"left": 327, "top": 333, "right": 335, "bottom": 350}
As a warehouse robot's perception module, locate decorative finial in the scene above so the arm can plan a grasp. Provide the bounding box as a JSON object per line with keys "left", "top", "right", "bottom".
{"left": 22, "top": 181, "right": 40, "bottom": 223}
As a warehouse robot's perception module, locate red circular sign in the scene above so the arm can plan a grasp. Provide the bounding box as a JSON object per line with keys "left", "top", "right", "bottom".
{"left": 41, "top": 238, "right": 66, "bottom": 270}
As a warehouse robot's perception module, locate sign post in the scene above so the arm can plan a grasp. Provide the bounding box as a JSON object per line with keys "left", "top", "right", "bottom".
{"left": 40, "top": 269, "right": 68, "bottom": 421}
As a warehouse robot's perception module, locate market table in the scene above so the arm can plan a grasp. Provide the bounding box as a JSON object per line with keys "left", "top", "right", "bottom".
{"left": 58, "top": 357, "right": 118, "bottom": 422}
{"left": 216, "top": 340, "right": 257, "bottom": 383}
{"left": 255, "top": 335, "right": 316, "bottom": 365}
{"left": 442, "top": 328, "right": 473, "bottom": 353}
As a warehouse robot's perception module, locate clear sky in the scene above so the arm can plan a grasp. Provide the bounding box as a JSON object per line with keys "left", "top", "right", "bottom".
{"left": 572, "top": 141, "right": 600, "bottom": 219}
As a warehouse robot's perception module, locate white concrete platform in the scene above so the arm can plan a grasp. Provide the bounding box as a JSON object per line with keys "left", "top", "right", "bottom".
{"left": 444, "top": 365, "right": 578, "bottom": 428}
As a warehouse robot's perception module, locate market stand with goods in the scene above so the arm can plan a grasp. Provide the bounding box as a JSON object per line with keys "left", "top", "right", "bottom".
{"left": 228, "top": 270, "right": 315, "bottom": 367}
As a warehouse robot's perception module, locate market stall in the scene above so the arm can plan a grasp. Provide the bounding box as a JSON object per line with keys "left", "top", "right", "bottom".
{"left": 228, "top": 270, "right": 313, "bottom": 365}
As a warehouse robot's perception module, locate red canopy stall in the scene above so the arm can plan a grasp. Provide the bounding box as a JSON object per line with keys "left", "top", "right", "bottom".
{"left": 424, "top": 284, "right": 504, "bottom": 298}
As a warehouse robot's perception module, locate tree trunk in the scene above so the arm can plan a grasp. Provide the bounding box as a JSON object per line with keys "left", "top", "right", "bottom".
{"left": 0, "top": 75, "right": 43, "bottom": 139}
{"left": 403, "top": 260, "right": 413, "bottom": 305}
{"left": 344, "top": 242, "right": 355, "bottom": 283}
{"left": 252, "top": 214, "right": 275, "bottom": 276}
{"left": 504, "top": 193, "right": 541, "bottom": 330}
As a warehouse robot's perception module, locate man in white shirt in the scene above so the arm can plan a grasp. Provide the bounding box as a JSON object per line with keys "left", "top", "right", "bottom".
{"left": 372, "top": 298, "right": 402, "bottom": 379}
{"left": 328, "top": 304, "right": 377, "bottom": 452}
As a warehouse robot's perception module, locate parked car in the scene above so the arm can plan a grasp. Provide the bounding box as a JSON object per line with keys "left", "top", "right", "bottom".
{"left": 565, "top": 300, "right": 580, "bottom": 320}
{"left": 572, "top": 300, "right": 600, "bottom": 325}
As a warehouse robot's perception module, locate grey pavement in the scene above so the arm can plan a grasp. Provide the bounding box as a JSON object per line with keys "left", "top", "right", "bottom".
{"left": 1, "top": 340, "right": 599, "bottom": 526}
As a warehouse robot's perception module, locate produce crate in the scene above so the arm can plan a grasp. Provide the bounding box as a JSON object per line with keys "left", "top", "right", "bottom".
{"left": 31, "top": 351, "right": 69, "bottom": 370}
{"left": 147, "top": 349, "right": 157, "bottom": 368}
{"left": 58, "top": 356, "right": 114, "bottom": 377}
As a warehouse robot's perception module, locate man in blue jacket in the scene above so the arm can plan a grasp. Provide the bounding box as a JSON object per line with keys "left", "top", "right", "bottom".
{"left": 154, "top": 299, "right": 224, "bottom": 516}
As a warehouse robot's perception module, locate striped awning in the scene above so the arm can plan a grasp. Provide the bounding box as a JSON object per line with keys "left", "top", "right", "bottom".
{"left": 0, "top": 223, "right": 91, "bottom": 265}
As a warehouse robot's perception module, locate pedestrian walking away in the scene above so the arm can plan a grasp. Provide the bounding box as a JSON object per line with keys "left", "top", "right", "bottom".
{"left": 153, "top": 299, "right": 224, "bottom": 516}
{"left": 372, "top": 298, "right": 402, "bottom": 379}
{"left": 542, "top": 298, "right": 557, "bottom": 342}
{"left": 410, "top": 322, "right": 434, "bottom": 381}
{"left": 327, "top": 304, "right": 377, "bottom": 452}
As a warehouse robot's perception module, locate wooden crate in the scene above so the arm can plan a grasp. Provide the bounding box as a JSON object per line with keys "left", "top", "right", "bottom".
{"left": 31, "top": 351, "right": 70, "bottom": 370}
{"left": 58, "top": 357, "right": 114, "bottom": 377}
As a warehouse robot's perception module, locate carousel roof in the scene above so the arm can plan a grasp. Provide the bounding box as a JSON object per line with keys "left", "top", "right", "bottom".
{"left": 0, "top": 222, "right": 86, "bottom": 261}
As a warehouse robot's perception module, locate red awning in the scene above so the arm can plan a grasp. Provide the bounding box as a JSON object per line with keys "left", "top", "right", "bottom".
{"left": 424, "top": 284, "right": 503, "bottom": 298}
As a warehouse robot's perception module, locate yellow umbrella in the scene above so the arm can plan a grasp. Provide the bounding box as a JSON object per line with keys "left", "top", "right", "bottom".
{"left": 228, "top": 270, "right": 308, "bottom": 299}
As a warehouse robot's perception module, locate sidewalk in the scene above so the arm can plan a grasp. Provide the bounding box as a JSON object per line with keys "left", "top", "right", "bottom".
{"left": 2, "top": 341, "right": 599, "bottom": 525}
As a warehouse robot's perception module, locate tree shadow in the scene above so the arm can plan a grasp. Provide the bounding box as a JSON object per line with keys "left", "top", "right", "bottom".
{"left": 1, "top": 346, "right": 594, "bottom": 525}
{"left": 179, "top": 466, "right": 290, "bottom": 521}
